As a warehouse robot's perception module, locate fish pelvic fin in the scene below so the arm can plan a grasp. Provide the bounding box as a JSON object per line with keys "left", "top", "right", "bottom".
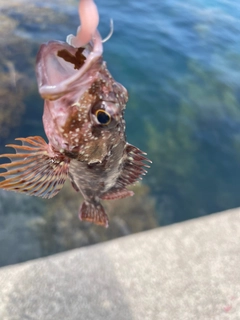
{"left": 79, "top": 201, "right": 109, "bottom": 228}
{"left": 0, "top": 136, "right": 70, "bottom": 199}
{"left": 101, "top": 188, "right": 134, "bottom": 200}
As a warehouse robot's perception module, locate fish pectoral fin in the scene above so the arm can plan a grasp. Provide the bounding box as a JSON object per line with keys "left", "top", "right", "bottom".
{"left": 116, "top": 144, "right": 152, "bottom": 188}
{"left": 0, "top": 136, "right": 69, "bottom": 199}
{"left": 101, "top": 188, "right": 134, "bottom": 200}
{"left": 79, "top": 201, "right": 109, "bottom": 227}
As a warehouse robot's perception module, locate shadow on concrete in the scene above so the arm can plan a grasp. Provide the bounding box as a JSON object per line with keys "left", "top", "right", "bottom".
{"left": 0, "top": 244, "right": 133, "bottom": 320}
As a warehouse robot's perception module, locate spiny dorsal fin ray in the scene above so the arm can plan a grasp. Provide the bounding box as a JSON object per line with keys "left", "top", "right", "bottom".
{"left": 0, "top": 136, "right": 70, "bottom": 199}
{"left": 116, "top": 143, "right": 151, "bottom": 189}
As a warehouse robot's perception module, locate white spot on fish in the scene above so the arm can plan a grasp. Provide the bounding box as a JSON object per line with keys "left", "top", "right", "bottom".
{"left": 71, "top": 102, "right": 80, "bottom": 107}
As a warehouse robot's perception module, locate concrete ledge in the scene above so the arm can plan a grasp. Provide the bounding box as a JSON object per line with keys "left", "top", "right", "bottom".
{"left": 1, "top": 209, "right": 240, "bottom": 320}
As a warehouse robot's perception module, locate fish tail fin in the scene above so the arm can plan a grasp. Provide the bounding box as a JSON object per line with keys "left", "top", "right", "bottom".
{"left": 0, "top": 136, "right": 69, "bottom": 199}
{"left": 79, "top": 201, "right": 109, "bottom": 228}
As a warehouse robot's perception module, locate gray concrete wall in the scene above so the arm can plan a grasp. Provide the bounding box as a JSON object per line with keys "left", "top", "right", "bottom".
{"left": 1, "top": 208, "right": 240, "bottom": 320}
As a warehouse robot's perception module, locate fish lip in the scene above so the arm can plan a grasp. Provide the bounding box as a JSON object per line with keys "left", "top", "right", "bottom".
{"left": 36, "top": 30, "right": 103, "bottom": 101}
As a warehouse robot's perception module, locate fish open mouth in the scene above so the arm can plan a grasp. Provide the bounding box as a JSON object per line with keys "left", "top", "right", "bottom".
{"left": 36, "top": 31, "right": 103, "bottom": 101}
{"left": 57, "top": 47, "right": 87, "bottom": 71}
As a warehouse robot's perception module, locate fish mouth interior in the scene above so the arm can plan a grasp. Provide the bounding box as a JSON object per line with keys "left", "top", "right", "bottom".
{"left": 36, "top": 31, "right": 103, "bottom": 99}
{"left": 38, "top": 43, "right": 91, "bottom": 88}
{"left": 57, "top": 46, "right": 88, "bottom": 71}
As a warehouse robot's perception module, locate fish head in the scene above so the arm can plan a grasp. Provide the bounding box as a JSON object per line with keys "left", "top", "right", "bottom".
{"left": 36, "top": 29, "right": 128, "bottom": 164}
{"left": 36, "top": 29, "right": 101, "bottom": 153}
{"left": 82, "top": 80, "right": 128, "bottom": 164}
{"left": 60, "top": 69, "right": 128, "bottom": 164}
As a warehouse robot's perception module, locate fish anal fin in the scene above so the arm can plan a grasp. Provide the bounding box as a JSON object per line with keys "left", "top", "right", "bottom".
{"left": 0, "top": 136, "right": 70, "bottom": 199}
{"left": 116, "top": 143, "right": 151, "bottom": 188}
{"left": 79, "top": 201, "right": 109, "bottom": 227}
{"left": 101, "top": 188, "right": 134, "bottom": 200}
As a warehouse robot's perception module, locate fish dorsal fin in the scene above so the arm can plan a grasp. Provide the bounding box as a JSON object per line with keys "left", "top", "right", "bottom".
{"left": 116, "top": 144, "right": 151, "bottom": 188}
{"left": 0, "top": 136, "right": 69, "bottom": 199}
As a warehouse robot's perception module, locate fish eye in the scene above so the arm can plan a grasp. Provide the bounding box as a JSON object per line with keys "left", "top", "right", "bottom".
{"left": 95, "top": 109, "right": 111, "bottom": 125}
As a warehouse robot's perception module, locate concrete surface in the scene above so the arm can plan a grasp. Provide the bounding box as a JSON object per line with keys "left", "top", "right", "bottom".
{"left": 1, "top": 208, "right": 240, "bottom": 320}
